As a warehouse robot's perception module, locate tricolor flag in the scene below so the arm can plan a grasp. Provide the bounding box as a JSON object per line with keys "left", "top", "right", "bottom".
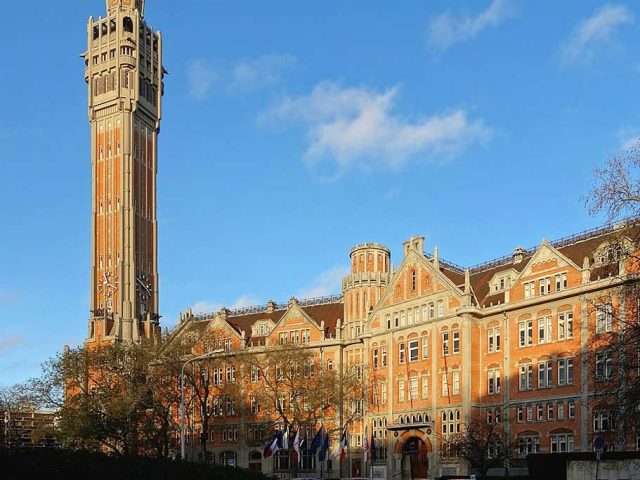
{"left": 333, "top": 425, "right": 349, "bottom": 461}
{"left": 293, "top": 427, "right": 303, "bottom": 464}
{"left": 309, "top": 425, "right": 324, "bottom": 455}
{"left": 363, "top": 425, "right": 369, "bottom": 463}
{"left": 263, "top": 432, "right": 280, "bottom": 458}
{"left": 282, "top": 426, "right": 289, "bottom": 451}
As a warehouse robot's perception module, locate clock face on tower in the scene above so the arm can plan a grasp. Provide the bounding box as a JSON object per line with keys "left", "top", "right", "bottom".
{"left": 98, "top": 271, "right": 119, "bottom": 298}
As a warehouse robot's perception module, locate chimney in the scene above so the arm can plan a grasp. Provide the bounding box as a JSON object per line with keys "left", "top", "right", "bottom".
{"left": 266, "top": 299, "right": 276, "bottom": 313}
{"left": 513, "top": 247, "right": 525, "bottom": 264}
{"left": 218, "top": 307, "right": 229, "bottom": 320}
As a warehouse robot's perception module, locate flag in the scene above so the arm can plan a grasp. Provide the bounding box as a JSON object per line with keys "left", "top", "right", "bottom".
{"left": 333, "top": 425, "right": 348, "bottom": 461}
{"left": 370, "top": 430, "right": 377, "bottom": 462}
{"left": 293, "top": 427, "right": 303, "bottom": 464}
{"left": 282, "top": 426, "right": 289, "bottom": 450}
{"left": 309, "top": 425, "right": 324, "bottom": 455}
{"left": 318, "top": 429, "right": 330, "bottom": 462}
{"left": 263, "top": 432, "right": 279, "bottom": 458}
{"left": 363, "top": 425, "right": 369, "bottom": 463}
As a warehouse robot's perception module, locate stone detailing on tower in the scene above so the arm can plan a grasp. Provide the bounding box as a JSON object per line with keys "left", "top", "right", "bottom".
{"left": 85, "top": 0, "right": 163, "bottom": 344}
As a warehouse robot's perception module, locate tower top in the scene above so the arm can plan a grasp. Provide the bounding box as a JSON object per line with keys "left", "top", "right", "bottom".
{"left": 106, "top": 0, "right": 145, "bottom": 16}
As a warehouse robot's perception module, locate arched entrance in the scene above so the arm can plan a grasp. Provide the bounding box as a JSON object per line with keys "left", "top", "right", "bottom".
{"left": 248, "top": 450, "right": 262, "bottom": 472}
{"left": 402, "top": 436, "right": 429, "bottom": 479}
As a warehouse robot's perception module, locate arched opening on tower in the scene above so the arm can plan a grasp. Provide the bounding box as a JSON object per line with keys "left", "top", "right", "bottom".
{"left": 123, "top": 17, "right": 134, "bottom": 33}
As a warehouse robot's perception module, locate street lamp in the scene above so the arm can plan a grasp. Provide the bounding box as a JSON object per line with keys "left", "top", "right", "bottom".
{"left": 180, "top": 350, "right": 222, "bottom": 460}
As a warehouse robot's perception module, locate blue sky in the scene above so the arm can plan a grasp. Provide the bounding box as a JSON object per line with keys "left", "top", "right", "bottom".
{"left": 0, "top": 0, "right": 638, "bottom": 386}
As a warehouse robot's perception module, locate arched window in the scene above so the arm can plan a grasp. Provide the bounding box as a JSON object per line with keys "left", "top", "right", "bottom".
{"left": 274, "top": 449, "right": 290, "bottom": 471}
{"left": 123, "top": 17, "right": 134, "bottom": 33}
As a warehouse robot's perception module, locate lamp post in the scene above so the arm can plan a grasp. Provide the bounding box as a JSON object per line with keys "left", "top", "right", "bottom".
{"left": 180, "top": 350, "right": 221, "bottom": 460}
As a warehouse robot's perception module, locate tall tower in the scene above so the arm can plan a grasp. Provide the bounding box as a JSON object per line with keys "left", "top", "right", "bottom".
{"left": 342, "top": 243, "right": 392, "bottom": 338}
{"left": 84, "top": 0, "right": 164, "bottom": 343}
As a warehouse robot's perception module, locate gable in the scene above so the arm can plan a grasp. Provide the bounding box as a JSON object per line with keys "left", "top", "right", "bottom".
{"left": 517, "top": 241, "right": 581, "bottom": 281}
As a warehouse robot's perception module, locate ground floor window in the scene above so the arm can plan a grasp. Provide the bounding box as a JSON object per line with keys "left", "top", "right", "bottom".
{"left": 220, "top": 450, "right": 237, "bottom": 467}
{"left": 301, "top": 449, "right": 316, "bottom": 471}
{"left": 274, "top": 449, "right": 290, "bottom": 471}
{"left": 518, "top": 435, "right": 540, "bottom": 456}
{"left": 550, "top": 433, "right": 574, "bottom": 453}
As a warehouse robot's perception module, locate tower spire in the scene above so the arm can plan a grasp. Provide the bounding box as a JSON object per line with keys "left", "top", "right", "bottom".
{"left": 106, "top": 0, "right": 145, "bottom": 16}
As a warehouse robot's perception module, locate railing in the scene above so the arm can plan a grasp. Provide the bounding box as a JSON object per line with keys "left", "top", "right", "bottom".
{"left": 192, "top": 294, "right": 343, "bottom": 320}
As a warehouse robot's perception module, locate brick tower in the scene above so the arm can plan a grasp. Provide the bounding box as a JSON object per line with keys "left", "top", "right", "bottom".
{"left": 84, "top": 0, "right": 164, "bottom": 343}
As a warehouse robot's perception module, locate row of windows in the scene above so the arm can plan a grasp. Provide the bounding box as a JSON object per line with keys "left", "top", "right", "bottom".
{"left": 278, "top": 329, "right": 311, "bottom": 345}
{"left": 518, "top": 358, "right": 574, "bottom": 390}
{"left": 397, "top": 374, "right": 431, "bottom": 401}
{"left": 517, "top": 434, "right": 575, "bottom": 456}
{"left": 516, "top": 400, "right": 576, "bottom": 423}
{"left": 385, "top": 301, "right": 445, "bottom": 329}
{"left": 523, "top": 272, "right": 568, "bottom": 299}
{"left": 92, "top": 17, "right": 133, "bottom": 42}
{"left": 518, "top": 312, "right": 574, "bottom": 347}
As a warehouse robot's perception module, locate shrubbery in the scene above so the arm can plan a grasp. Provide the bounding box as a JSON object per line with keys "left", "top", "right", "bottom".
{"left": 1, "top": 449, "right": 269, "bottom": 480}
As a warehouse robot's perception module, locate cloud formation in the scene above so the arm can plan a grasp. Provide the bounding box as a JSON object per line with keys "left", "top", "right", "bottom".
{"left": 617, "top": 127, "right": 640, "bottom": 151}
{"left": 191, "top": 295, "right": 261, "bottom": 315}
{"left": 561, "top": 4, "right": 634, "bottom": 66}
{"left": 187, "top": 54, "right": 296, "bottom": 99}
{"left": 297, "top": 265, "right": 350, "bottom": 299}
{"left": 264, "top": 82, "right": 491, "bottom": 174}
{"left": 427, "top": 0, "right": 518, "bottom": 50}
{"left": 0, "top": 336, "right": 26, "bottom": 354}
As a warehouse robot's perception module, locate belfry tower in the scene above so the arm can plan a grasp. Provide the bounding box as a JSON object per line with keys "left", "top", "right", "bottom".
{"left": 84, "top": 0, "right": 164, "bottom": 343}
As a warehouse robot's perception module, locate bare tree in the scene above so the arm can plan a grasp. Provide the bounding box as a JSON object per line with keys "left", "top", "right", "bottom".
{"left": 448, "top": 410, "right": 513, "bottom": 480}
{"left": 586, "top": 145, "right": 640, "bottom": 449}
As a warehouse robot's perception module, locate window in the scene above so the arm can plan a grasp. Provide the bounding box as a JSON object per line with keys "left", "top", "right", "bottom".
{"left": 279, "top": 332, "right": 286, "bottom": 345}
{"left": 596, "top": 304, "right": 613, "bottom": 333}
{"left": 595, "top": 352, "right": 613, "bottom": 381}
{"left": 381, "top": 346, "right": 387, "bottom": 367}
{"left": 555, "top": 273, "right": 568, "bottom": 292}
{"left": 398, "top": 379, "right": 405, "bottom": 402}
{"left": 441, "top": 409, "right": 461, "bottom": 435}
{"left": 518, "top": 436, "right": 540, "bottom": 456}
{"left": 538, "top": 316, "right": 552, "bottom": 344}
{"left": 421, "top": 375, "right": 428, "bottom": 399}
{"left": 568, "top": 401, "right": 576, "bottom": 419}
{"left": 524, "top": 281, "right": 535, "bottom": 299}
{"left": 400, "top": 311, "right": 406, "bottom": 326}
{"left": 386, "top": 314, "right": 391, "bottom": 330}
{"left": 558, "top": 403, "right": 565, "bottom": 420}
{"left": 409, "top": 376, "right": 418, "bottom": 400}
{"left": 593, "top": 411, "right": 613, "bottom": 432}
{"left": 519, "top": 320, "right": 533, "bottom": 347}
{"left": 250, "top": 365, "right": 259, "bottom": 383}
{"left": 519, "top": 363, "right": 533, "bottom": 390}
{"left": 373, "top": 348, "right": 379, "bottom": 368}
{"left": 422, "top": 336, "right": 429, "bottom": 359}
{"left": 408, "top": 308, "right": 414, "bottom": 324}
{"left": 302, "top": 329, "right": 310, "bottom": 343}
{"left": 442, "top": 373, "right": 449, "bottom": 396}
{"left": 558, "top": 312, "right": 574, "bottom": 340}
{"left": 409, "top": 340, "right": 419, "bottom": 362}
{"left": 536, "top": 404, "right": 544, "bottom": 421}
{"left": 452, "top": 330, "right": 460, "bottom": 354}
{"left": 551, "top": 434, "right": 574, "bottom": 453}
{"left": 558, "top": 358, "right": 574, "bottom": 385}
{"left": 250, "top": 396, "right": 259, "bottom": 414}
{"left": 488, "top": 327, "right": 501, "bottom": 353}
{"left": 437, "top": 300, "right": 444, "bottom": 318}
{"left": 394, "top": 314, "right": 399, "bottom": 328}
{"left": 538, "top": 360, "right": 552, "bottom": 388}
{"left": 547, "top": 403, "right": 555, "bottom": 420}
{"left": 488, "top": 367, "right": 501, "bottom": 394}
{"left": 381, "top": 383, "right": 387, "bottom": 404}
{"left": 442, "top": 332, "right": 449, "bottom": 356}
{"left": 452, "top": 371, "right": 460, "bottom": 395}
{"left": 399, "top": 342, "right": 405, "bottom": 364}
{"left": 429, "top": 303, "right": 435, "bottom": 319}
{"left": 327, "top": 359, "right": 333, "bottom": 371}
{"left": 540, "top": 277, "right": 551, "bottom": 296}
{"left": 421, "top": 305, "right": 428, "bottom": 322}
{"left": 213, "top": 368, "right": 223, "bottom": 386}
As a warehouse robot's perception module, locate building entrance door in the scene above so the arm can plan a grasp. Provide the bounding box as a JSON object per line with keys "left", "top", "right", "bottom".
{"left": 352, "top": 458, "right": 362, "bottom": 477}
{"left": 402, "top": 437, "right": 428, "bottom": 479}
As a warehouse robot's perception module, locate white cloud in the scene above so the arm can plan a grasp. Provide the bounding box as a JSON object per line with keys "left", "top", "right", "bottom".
{"left": 263, "top": 82, "right": 491, "bottom": 174}
{"left": 617, "top": 127, "right": 640, "bottom": 150}
{"left": 187, "top": 59, "right": 219, "bottom": 99}
{"left": 427, "top": 0, "right": 518, "bottom": 50}
{"left": 192, "top": 295, "right": 261, "bottom": 315}
{"left": 297, "top": 265, "right": 350, "bottom": 299}
{"left": 231, "top": 54, "right": 297, "bottom": 91}
{"left": 561, "top": 4, "right": 634, "bottom": 66}
{"left": 187, "top": 54, "right": 296, "bottom": 99}
{"left": 0, "top": 336, "right": 26, "bottom": 354}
